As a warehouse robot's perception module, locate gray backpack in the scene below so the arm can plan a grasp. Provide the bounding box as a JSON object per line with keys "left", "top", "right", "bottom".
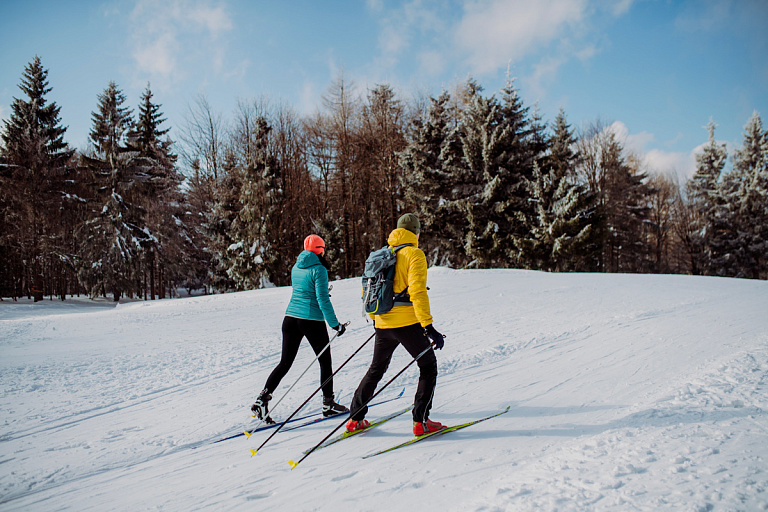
{"left": 361, "top": 244, "right": 412, "bottom": 315}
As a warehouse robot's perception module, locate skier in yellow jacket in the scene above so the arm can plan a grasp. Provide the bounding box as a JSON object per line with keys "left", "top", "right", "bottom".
{"left": 346, "top": 213, "right": 447, "bottom": 436}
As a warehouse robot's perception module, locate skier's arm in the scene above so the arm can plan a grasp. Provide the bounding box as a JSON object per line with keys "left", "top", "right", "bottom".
{"left": 314, "top": 267, "right": 340, "bottom": 328}
{"left": 407, "top": 249, "right": 433, "bottom": 327}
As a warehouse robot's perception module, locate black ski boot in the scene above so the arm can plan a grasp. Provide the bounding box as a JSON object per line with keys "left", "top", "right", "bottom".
{"left": 251, "top": 389, "right": 275, "bottom": 424}
{"left": 322, "top": 394, "right": 349, "bottom": 417}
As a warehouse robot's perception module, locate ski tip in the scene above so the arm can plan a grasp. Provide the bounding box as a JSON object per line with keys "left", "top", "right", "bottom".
{"left": 250, "top": 449, "right": 258, "bottom": 457}
{"left": 288, "top": 460, "right": 298, "bottom": 469}
{"left": 244, "top": 431, "right": 252, "bottom": 439}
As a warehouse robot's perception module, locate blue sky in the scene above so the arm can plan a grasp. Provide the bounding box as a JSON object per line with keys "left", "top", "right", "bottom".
{"left": 1, "top": 0, "right": 766, "bottom": 180}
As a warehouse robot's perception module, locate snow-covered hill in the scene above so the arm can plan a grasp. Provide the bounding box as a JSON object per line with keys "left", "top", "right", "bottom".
{"left": 1, "top": 269, "right": 767, "bottom": 511}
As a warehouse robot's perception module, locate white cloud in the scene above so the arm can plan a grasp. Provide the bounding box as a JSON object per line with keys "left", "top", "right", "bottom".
{"left": 367, "top": 0, "right": 447, "bottom": 81}
{"left": 575, "top": 43, "right": 599, "bottom": 61}
{"left": 644, "top": 148, "right": 696, "bottom": 181}
{"left": 298, "top": 80, "right": 320, "bottom": 115}
{"left": 674, "top": 0, "right": 733, "bottom": 32}
{"left": 610, "top": 0, "right": 635, "bottom": 17}
{"left": 609, "top": 121, "right": 697, "bottom": 180}
{"left": 609, "top": 121, "right": 653, "bottom": 153}
{"left": 419, "top": 50, "right": 447, "bottom": 77}
{"left": 366, "top": 0, "right": 384, "bottom": 13}
{"left": 126, "top": 0, "right": 233, "bottom": 90}
{"left": 132, "top": 32, "right": 178, "bottom": 77}
{"left": 526, "top": 54, "right": 568, "bottom": 100}
{"left": 455, "top": 0, "right": 589, "bottom": 74}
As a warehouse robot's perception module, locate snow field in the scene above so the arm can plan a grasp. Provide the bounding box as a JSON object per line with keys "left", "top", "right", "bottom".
{"left": 1, "top": 269, "right": 766, "bottom": 511}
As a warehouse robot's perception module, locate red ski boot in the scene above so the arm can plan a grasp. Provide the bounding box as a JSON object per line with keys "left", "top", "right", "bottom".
{"left": 413, "top": 419, "right": 446, "bottom": 436}
{"left": 346, "top": 418, "right": 370, "bottom": 433}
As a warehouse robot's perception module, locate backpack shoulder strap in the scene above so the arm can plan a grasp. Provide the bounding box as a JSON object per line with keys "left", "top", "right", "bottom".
{"left": 390, "top": 243, "right": 414, "bottom": 306}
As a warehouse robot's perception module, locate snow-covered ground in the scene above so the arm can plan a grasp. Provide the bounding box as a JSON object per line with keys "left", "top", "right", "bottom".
{"left": 1, "top": 269, "right": 766, "bottom": 511}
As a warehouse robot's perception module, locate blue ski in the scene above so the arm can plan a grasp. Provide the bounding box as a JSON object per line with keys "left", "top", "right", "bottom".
{"left": 213, "top": 388, "right": 405, "bottom": 444}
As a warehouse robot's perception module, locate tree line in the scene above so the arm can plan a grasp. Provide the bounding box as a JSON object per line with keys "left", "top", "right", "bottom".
{"left": 1, "top": 57, "right": 766, "bottom": 301}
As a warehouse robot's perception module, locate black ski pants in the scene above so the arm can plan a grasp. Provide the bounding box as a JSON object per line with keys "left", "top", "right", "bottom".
{"left": 350, "top": 323, "right": 438, "bottom": 423}
{"left": 263, "top": 316, "right": 334, "bottom": 398}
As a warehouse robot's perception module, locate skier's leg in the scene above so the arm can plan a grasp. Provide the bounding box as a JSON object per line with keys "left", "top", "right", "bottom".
{"left": 349, "top": 329, "right": 399, "bottom": 421}
{"left": 301, "top": 319, "right": 334, "bottom": 397}
{"left": 397, "top": 323, "right": 438, "bottom": 423}
{"left": 263, "top": 316, "right": 303, "bottom": 393}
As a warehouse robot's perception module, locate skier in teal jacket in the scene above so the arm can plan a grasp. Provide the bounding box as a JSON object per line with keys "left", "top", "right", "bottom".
{"left": 251, "top": 235, "right": 349, "bottom": 422}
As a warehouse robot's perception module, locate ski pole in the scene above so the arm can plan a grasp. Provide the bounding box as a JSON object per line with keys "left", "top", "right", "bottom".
{"left": 251, "top": 321, "right": 350, "bottom": 429}
{"left": 250, "top": 330, "right": 376, "bottom": 455}
{"left": 289, "top": 344, "right": 433, "bottom": 469}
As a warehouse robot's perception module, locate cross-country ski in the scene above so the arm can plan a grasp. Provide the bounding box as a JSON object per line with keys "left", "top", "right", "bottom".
{"left": 362, "top": 406, "right": 511, "bottom": 458}
{"left": 288, "top": 406, "right": 411, "bottom": 465}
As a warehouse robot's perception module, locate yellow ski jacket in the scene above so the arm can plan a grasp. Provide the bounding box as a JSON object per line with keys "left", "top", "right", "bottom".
{"left": 370, "top": 228, "right": 433, "bottom": 329}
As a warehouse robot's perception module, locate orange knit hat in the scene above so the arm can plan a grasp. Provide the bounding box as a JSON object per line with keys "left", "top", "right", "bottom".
{"left": 303, "top": 234, "right": 325, "bottom": 255}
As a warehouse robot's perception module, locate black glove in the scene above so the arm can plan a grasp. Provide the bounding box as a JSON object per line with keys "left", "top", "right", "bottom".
{"left": 424, "top": 324, "right": 444, "bottom": 349}
{"left": 333, "top": 323, "right": 346, "bottom": 336}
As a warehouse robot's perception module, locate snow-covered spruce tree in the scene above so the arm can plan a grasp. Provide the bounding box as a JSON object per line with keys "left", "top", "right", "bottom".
{"left": 457, "top": 77, "right": 537, "bottom": 268}
{"left": 206, "top": 152, "right": 240, "bottom": 292}
{"left": 399, "top": 91, "right": 464, "bottom": 266}
{"left": 725, "top": 112, "right": 768, "bottom": 278}
{"left": 126, "top": 84, "right": 183, "bottom": 298}
{"left": 77, "top": 81, "right": 142, "bottom": 301}
{"left": 226, "top": 116, "right": 287, "bottom": 289}
{"left": 442, "top": 79, "right": 494, "bottom": 267}
{"left": 687, "top": 120, "right": 728, "bottom": 276}
{"left": 520, "top": 109, "right": 600, "bottom": 271}
{"left": 0, "top": 56, "right": 74, "bottom": 300}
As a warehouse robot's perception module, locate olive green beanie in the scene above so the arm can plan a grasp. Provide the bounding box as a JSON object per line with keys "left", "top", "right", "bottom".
{"left": 397, "top": 213, "right": 421, "bottom": 234}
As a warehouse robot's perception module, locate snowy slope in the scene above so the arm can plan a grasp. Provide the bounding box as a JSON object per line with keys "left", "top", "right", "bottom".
{"left": 1, "top": 270, "right": 766, "bottom": 511}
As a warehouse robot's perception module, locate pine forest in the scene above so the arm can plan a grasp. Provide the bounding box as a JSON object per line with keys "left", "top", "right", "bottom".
{"left": 1, "top": 57, "right": 767, "bottom": 302}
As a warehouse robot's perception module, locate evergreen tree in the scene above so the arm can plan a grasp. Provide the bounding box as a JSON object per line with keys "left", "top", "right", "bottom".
{"left": 77, "top": 81, "right": 141, "bottom": 300}
{"left": 399, "top": 91, "right": 463, "bottom": 265}
{"left": 180, "top": 158, "right": 216, "bottom": 293}
{"left": 0, "top": 56, "right": 74, "bottom": 300}
{"left": 127, "top": 84, "right": 183, "bottom": 298}
{"left": 604, "top": 140, "right": 651, "bottom": 272}
{"left": 521, "top": 110, "right": 600, "bottom": 271}
{"left": 227, "top": 116, "right": 287, "bottom": 289}
{"left": 687, "top": 121, "right": 729, "bottom": 276}
{"left": 727, "top": 111, "right": 768, "bottom": 278}
{"left": 458, "top": 77, "right": 536, "bottom": 268}
{"left": 206, "top": 152, "right": 240, "bottom": 292}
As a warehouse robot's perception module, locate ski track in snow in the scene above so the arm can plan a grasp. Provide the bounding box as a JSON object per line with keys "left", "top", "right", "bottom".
{"left": 469, "top": 346, "right": 768, "bottom": 511}
{"left": 0, "top": 269, "right": 766, "bottom": 511}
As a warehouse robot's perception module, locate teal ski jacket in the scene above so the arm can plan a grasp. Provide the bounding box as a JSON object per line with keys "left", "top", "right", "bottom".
{"left": 284, "top": 250, "right": 340, "bottom": 328}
